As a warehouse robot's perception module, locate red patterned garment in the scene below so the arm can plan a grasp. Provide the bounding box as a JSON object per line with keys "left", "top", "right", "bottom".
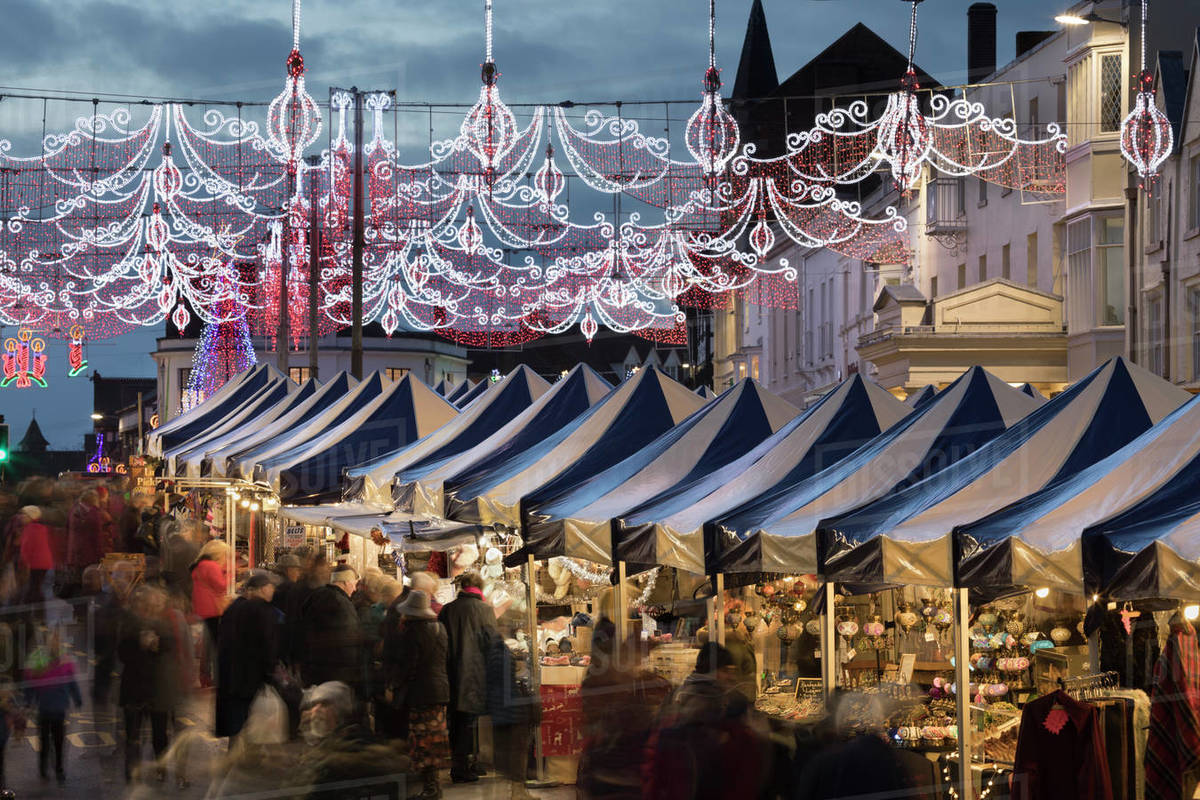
{"left": 1013, "top": 689, "right": 1113, "bottom": 800}
{"left": 1146, "top": 622, "right": 1200, "bottom": 800}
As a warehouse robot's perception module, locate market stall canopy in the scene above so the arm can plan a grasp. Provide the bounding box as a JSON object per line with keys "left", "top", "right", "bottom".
{"left": 259, "top": 375, "right": 458, "bottom": 503}
{"left": 204, "top": 373, "right": 357, "bottom": 478}
{"left": 278, "top": 501, "right": 392, "bottom": 527}
{"left": 1020, "top": 383, "right": 1047, "bottom": 401}
{"left": 163, "top": 379, "right": 299, "bottom": 475}
{"left": 342, "top": 365, "right": 551, "bottom": 505}
{"left": 905, "top": 385, "right": 938, "bottom": 408}
{"left": 954, "top": 391, "right": 1200, "bottom": 596}
{"left": 712, "top": 366, "right": 1037, "bottom": 576}
{"left": 454, "top": 379, "right": 491, "bottom": 408}
{"left": 176, "top": 378, "right": 320, "bottom": 479}
{"left": 444, "top": 366, "right": 704, "bottom": 528}
{"left": 433, "top": 379, "right": 450, "bottom": 397}
{"left": 522, "top": 379, "right": 800, "bottom": 565}
{"left": 696, "top": 386, "right": 718, "bottom": 400}
{"left": 819, "top": 358, "right": 1188, "bottom": 587}
{"left": 225, "top": 372, "right": 387, "bottom": 480}
{"left": 615, "top": 374, "right": 910, "bottom": 576}
{"left": 147, "top": 365, "right": 284, "bottom": 457}
{"left": 396, "top": 364, "right": 612, "bottom": 517}
{"left": 445, "top": 379, "right": 475, "bottom": 405}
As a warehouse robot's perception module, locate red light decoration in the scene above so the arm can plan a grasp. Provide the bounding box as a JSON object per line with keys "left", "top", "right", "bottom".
{"left": 2, "top": 328, "right": 48, "bottom": 388}
{"left": 68, "top": 324, "right": 88, "bottom": 376}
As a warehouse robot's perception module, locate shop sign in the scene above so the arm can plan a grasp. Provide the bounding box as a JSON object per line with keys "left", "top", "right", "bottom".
{"left": 284, "top": 525, "right": 306, "bottom": 548}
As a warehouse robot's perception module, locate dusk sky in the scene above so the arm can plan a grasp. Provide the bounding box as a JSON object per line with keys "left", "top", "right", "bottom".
{"left": 0, "top": 0, "right": 1062, "bottom": 450}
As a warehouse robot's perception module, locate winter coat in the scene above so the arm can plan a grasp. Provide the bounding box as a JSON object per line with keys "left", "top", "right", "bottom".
{"left": 191, "top": 557, "right": 229, "bottom": 619}
{"left": 437, "top": 590, "right": 496, "bottom": 714}
{"left": 301, "top": 585, "right": 363, "bottom": 691}
{"left": 485, "top": 629, "right": 534, "bottom": 727}
{"left": 282, "top": 578, "right": 319, "bottom": 666}
{"left": 216, "top": 596, "right": 280, "bottom": 737}
{"left": 23, "top": 657, "right": 82, "bottom": 718}
{"left": 386, "top": 617, "right": 449, "bottom": 709}
{"left": 117, "top": 612, "right": 179, "bottom": 712}
{"left": 66, "top": 502, "right": 106, "bottom": 568}
{"left": 19, "top": 521, "right": 56, "bottom": 571}
{"left": 162, "top": 533, "right": 199, "bottom": 599}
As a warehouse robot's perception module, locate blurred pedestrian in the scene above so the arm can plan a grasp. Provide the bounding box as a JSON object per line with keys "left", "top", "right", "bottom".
{"left": 438, "top": 571, "right": 496, "bottom": 783}
{"left": 216, "top": 572, "right": 280, "bottom": 741}
{"left": 65, "top": 490, "right": 107, "bottom": 589}
{"left": 161, "top": 519, "right": 203, "bottom": 602}
{"left": 118, "top": 585, "right": 178, "bottom": 783}
{"left": 389, "top": 590, "right": 449, "bottom": 799}
{"left": 23, "top": 629, "right": 82, "bottom": 785}
{"left": 17, "top": 506, "right": 55, "bottom": 605}
{"left": 300, "top": 564, "right": 363, "bottom": 694}
{"left": 190, "top": 538, "right": 229, "bottom": 686}
{"left": 296, "top": 681, "right": 410, "bottom": 797}
{"left": 486, "top": 629, "right": 537, "bottom": 800}
{"left": 270, "top": 553, "right": 303, "bottom": 615}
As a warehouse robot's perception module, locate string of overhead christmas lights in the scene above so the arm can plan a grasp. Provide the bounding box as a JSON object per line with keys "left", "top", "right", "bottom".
{"left": 0, "top": 0, "right": 1119, "bottom": 350}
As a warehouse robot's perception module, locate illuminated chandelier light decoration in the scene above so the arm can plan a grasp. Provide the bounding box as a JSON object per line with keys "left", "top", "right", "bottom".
{"left": 1120, "top": 0, "right": 1172, "bottom": 192}
{"left": 183, "top": 289, "right": 257, "bottom": 412}
{"left": 795, "top": 0, "right": 1067, "bottom": 194}
{"left": 0, "top": 102, "right": 290, "bottom": 339}
{"left": 267, "top": 0, "right": 322, "bottom": 171}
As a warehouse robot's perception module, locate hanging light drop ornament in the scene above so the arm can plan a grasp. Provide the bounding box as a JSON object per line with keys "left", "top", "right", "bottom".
{"left": 877, "top": 1, "right": 930, "bottom": 192}
{"left": 461, "top": 0, "right": 517, "bottom": 189}
{"left": 685, "top": 0, "right": 740, "bottom": 176}
{"left": 67, "top": 325, "right": 88, "bottom": 377}
{"left": 1120, "top": 0, "right": 1172, "bottom": 192}
{"left": 266, "top": 0, "right": 322, "bottom": 168}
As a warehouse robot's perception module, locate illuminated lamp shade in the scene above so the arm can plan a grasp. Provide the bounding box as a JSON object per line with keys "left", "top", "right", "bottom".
{"left": 1120, "top": 72, "right": 1173, "bottom": 191}
{"left": 876, "top": 70, "right": 931, "bottom": 192}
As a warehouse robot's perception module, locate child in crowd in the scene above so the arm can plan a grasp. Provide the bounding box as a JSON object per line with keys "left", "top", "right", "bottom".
{"left": 23, "top": 630, "right": 83, "bottom": 784}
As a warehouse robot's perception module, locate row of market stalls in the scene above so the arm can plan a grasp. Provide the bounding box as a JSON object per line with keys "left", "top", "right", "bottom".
{"left": 148, "top": 358, "right": 1200, "bottom": 797}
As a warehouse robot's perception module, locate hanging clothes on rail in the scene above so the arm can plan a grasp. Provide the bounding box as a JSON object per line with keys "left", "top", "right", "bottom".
{"left": 1012, "top": 689, "right": 1113, "bottom": 800}
{"left": 1146, "top": 620, "right": 1200, "bottom": 800}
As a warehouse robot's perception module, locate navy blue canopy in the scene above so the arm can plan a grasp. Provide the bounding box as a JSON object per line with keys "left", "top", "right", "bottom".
{"left": 905, "top": 385, "right": 937, "bottom": 408}
{"left": 263, "top": 375, "right": 457, "bottom": 502}
{"left": 149, "top": 365, "right": 282, "bottom": 455}
{"left": 819, "top": 358, "right": 1188, "bottom": 587}
{"left": 444, "top": 367, "right": 705, "bottom": 527}
{"left": 610, "top": 374, "right": 911, "bottom": 575}
{"left": 521, "top": 379, "right": 800, "bottom": 565}
{"left": 342, "top": 365, "right": 551, "bottom": 504}
{"left": 445, "top": 379, "right": 475, "bottom": 404}
{"left": 454, "top": 379, "right": 490, "bottom": 408}
{"left": 163, "top": 378, "right": 295, "bottom": 474}
{"left": 401, "top": 364, "right": 613, "bottom": 517}
{"left": 433, "top": 379, "right": 450, "bottom": 396}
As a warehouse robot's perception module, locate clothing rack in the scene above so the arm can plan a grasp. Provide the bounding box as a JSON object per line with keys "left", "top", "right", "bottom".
{"left": 1058, "top": 670, "right": 1120, "bottom": 699}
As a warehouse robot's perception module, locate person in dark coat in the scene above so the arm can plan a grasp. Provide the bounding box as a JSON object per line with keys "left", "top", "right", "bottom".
{"left": 437, "top": 571, "right": 496, "bottom": 783}
{"left": 270, "top": 553, "right": 303, "bottom": 615}
{"left": 300, "top": 564, "right": 363, "bottom": 694}
{"left": 283, "top": 551, "right": 328, "bottom": 669}
{"left": 390, "top": 590, "right": 450, "bottom": 799}
{"left": 485, "top": 629, "right": 537, "bottom": 800}
{"left": 117, "top": 585, "right": 178, "bottom": 783}
{"left": 216, "top": 571, "right": 281, "bottom": 739}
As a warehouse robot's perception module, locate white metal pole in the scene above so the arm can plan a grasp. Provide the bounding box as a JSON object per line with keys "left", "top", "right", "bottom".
{"left": 526, "top": 554, "right": 544, "bottom": 782}
{"left": 714, "top": 573, "right": 726, "bottom": 646}
{"left": 615, "top": 561, "right": 628, "bottom": 668}
{"left": 954, "top": 587, "right": 975, "bottom": 799}
{"left": 226, "top": 492, "right": 237, "bottom": 596}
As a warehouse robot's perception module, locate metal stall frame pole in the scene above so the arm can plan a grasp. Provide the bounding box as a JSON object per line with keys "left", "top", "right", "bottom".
{"left": 306, "top": 153, "right": 321, "bottom": 380}
{"left": 526, "top": 553, "right": 545, "bottom": 782}
{"left": 226, "top": 492, "right": 237, "bottom": 597}
{"left": 954, "top": 587, "right": 975, "bottom": 799}
{"left": 822, "top": 581, "right": 836, "bottom": 703}
{"left": 714, "top": 573, "right": 726, "bottom": 646}
{"left": 350, "top": 88, "right": 365, "bottom": 380}
{"left": 615, "top": 560, "right": 628, "bottom": 668}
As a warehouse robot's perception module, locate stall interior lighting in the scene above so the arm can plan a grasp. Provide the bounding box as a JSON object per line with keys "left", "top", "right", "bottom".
{"left": 1185, "top": 605, "right": 1199, "bottom": 621}
{"left": 1034, "top": 587, "right": 1050, "bottom": 598}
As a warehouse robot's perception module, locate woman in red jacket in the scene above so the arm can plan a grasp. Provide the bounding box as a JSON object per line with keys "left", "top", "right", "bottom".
{"left": 18, "top": 506, "right": 56, "bottom": 604}
{"left": 190, "top": 539, "right": 229, "bottom": 686}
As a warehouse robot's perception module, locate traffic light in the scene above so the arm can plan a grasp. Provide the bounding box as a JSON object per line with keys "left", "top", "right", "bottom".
{"left": 0, "top": 423, "right": 8, "bottom": 462}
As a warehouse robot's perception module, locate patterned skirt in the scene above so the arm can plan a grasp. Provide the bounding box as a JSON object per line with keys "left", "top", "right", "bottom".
{"left": 408, "top": 704, "right": 450, "bottom": 772}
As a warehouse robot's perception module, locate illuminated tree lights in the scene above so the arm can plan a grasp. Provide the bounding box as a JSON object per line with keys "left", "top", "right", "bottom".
{"left": 183, "top": 295, "right": 257, "bottom": 411}
{"left": 0, "top": 0, "right": 1073, "bottom": 348}
{"left": 1120, "top": 0, "right": 1172, "bottom": 191}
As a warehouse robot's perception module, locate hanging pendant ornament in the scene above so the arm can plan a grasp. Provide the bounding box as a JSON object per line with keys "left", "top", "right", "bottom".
{"left": 1120, "top": 0, "right": 1172, "bottom": 193}
{"left": 685, "top": 0, "right": 740, "bottom": 177}
{"left": 877, "top": 1, "right": 930, "bottom": 192}
{"left": 67, "top": 325, "right": 88, "bottom": 377}
{"left": 1, "top": 328, "right": 48, "bottom": 388}
{"left": 461, "top": 0, "right": 517, "bottom": 191}
{"left": 267, "top": 0, "right": 322, "bottom": 169}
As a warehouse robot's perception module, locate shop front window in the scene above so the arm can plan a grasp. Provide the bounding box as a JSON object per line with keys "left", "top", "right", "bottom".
{"left": 1098, "top": 216, "right": 1124, "bottom": 326}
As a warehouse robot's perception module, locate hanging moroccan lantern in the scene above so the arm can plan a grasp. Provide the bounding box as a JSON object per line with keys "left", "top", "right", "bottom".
{"left": 1120, "top": 71, "right": 1172, "bottom": 190}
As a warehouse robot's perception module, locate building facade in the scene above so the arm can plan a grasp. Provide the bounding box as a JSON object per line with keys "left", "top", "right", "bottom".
{"left": 720, "top": 0, "right": 1200, "bottom": 405}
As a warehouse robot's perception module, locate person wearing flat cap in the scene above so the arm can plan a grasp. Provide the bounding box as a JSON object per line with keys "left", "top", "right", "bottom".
{"left": 215, "top": 571, "right": 280, "bottom": 739}
{"left": 300, "top": 564, "right": 365, "bottom": 696}
{"left": 388, "top": 590, "right": 450, "bottom": 799}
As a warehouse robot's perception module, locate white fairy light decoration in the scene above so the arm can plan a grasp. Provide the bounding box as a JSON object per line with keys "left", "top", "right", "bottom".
{"left": 1120, "top": 0, "right": 1172, "bottom": 192}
